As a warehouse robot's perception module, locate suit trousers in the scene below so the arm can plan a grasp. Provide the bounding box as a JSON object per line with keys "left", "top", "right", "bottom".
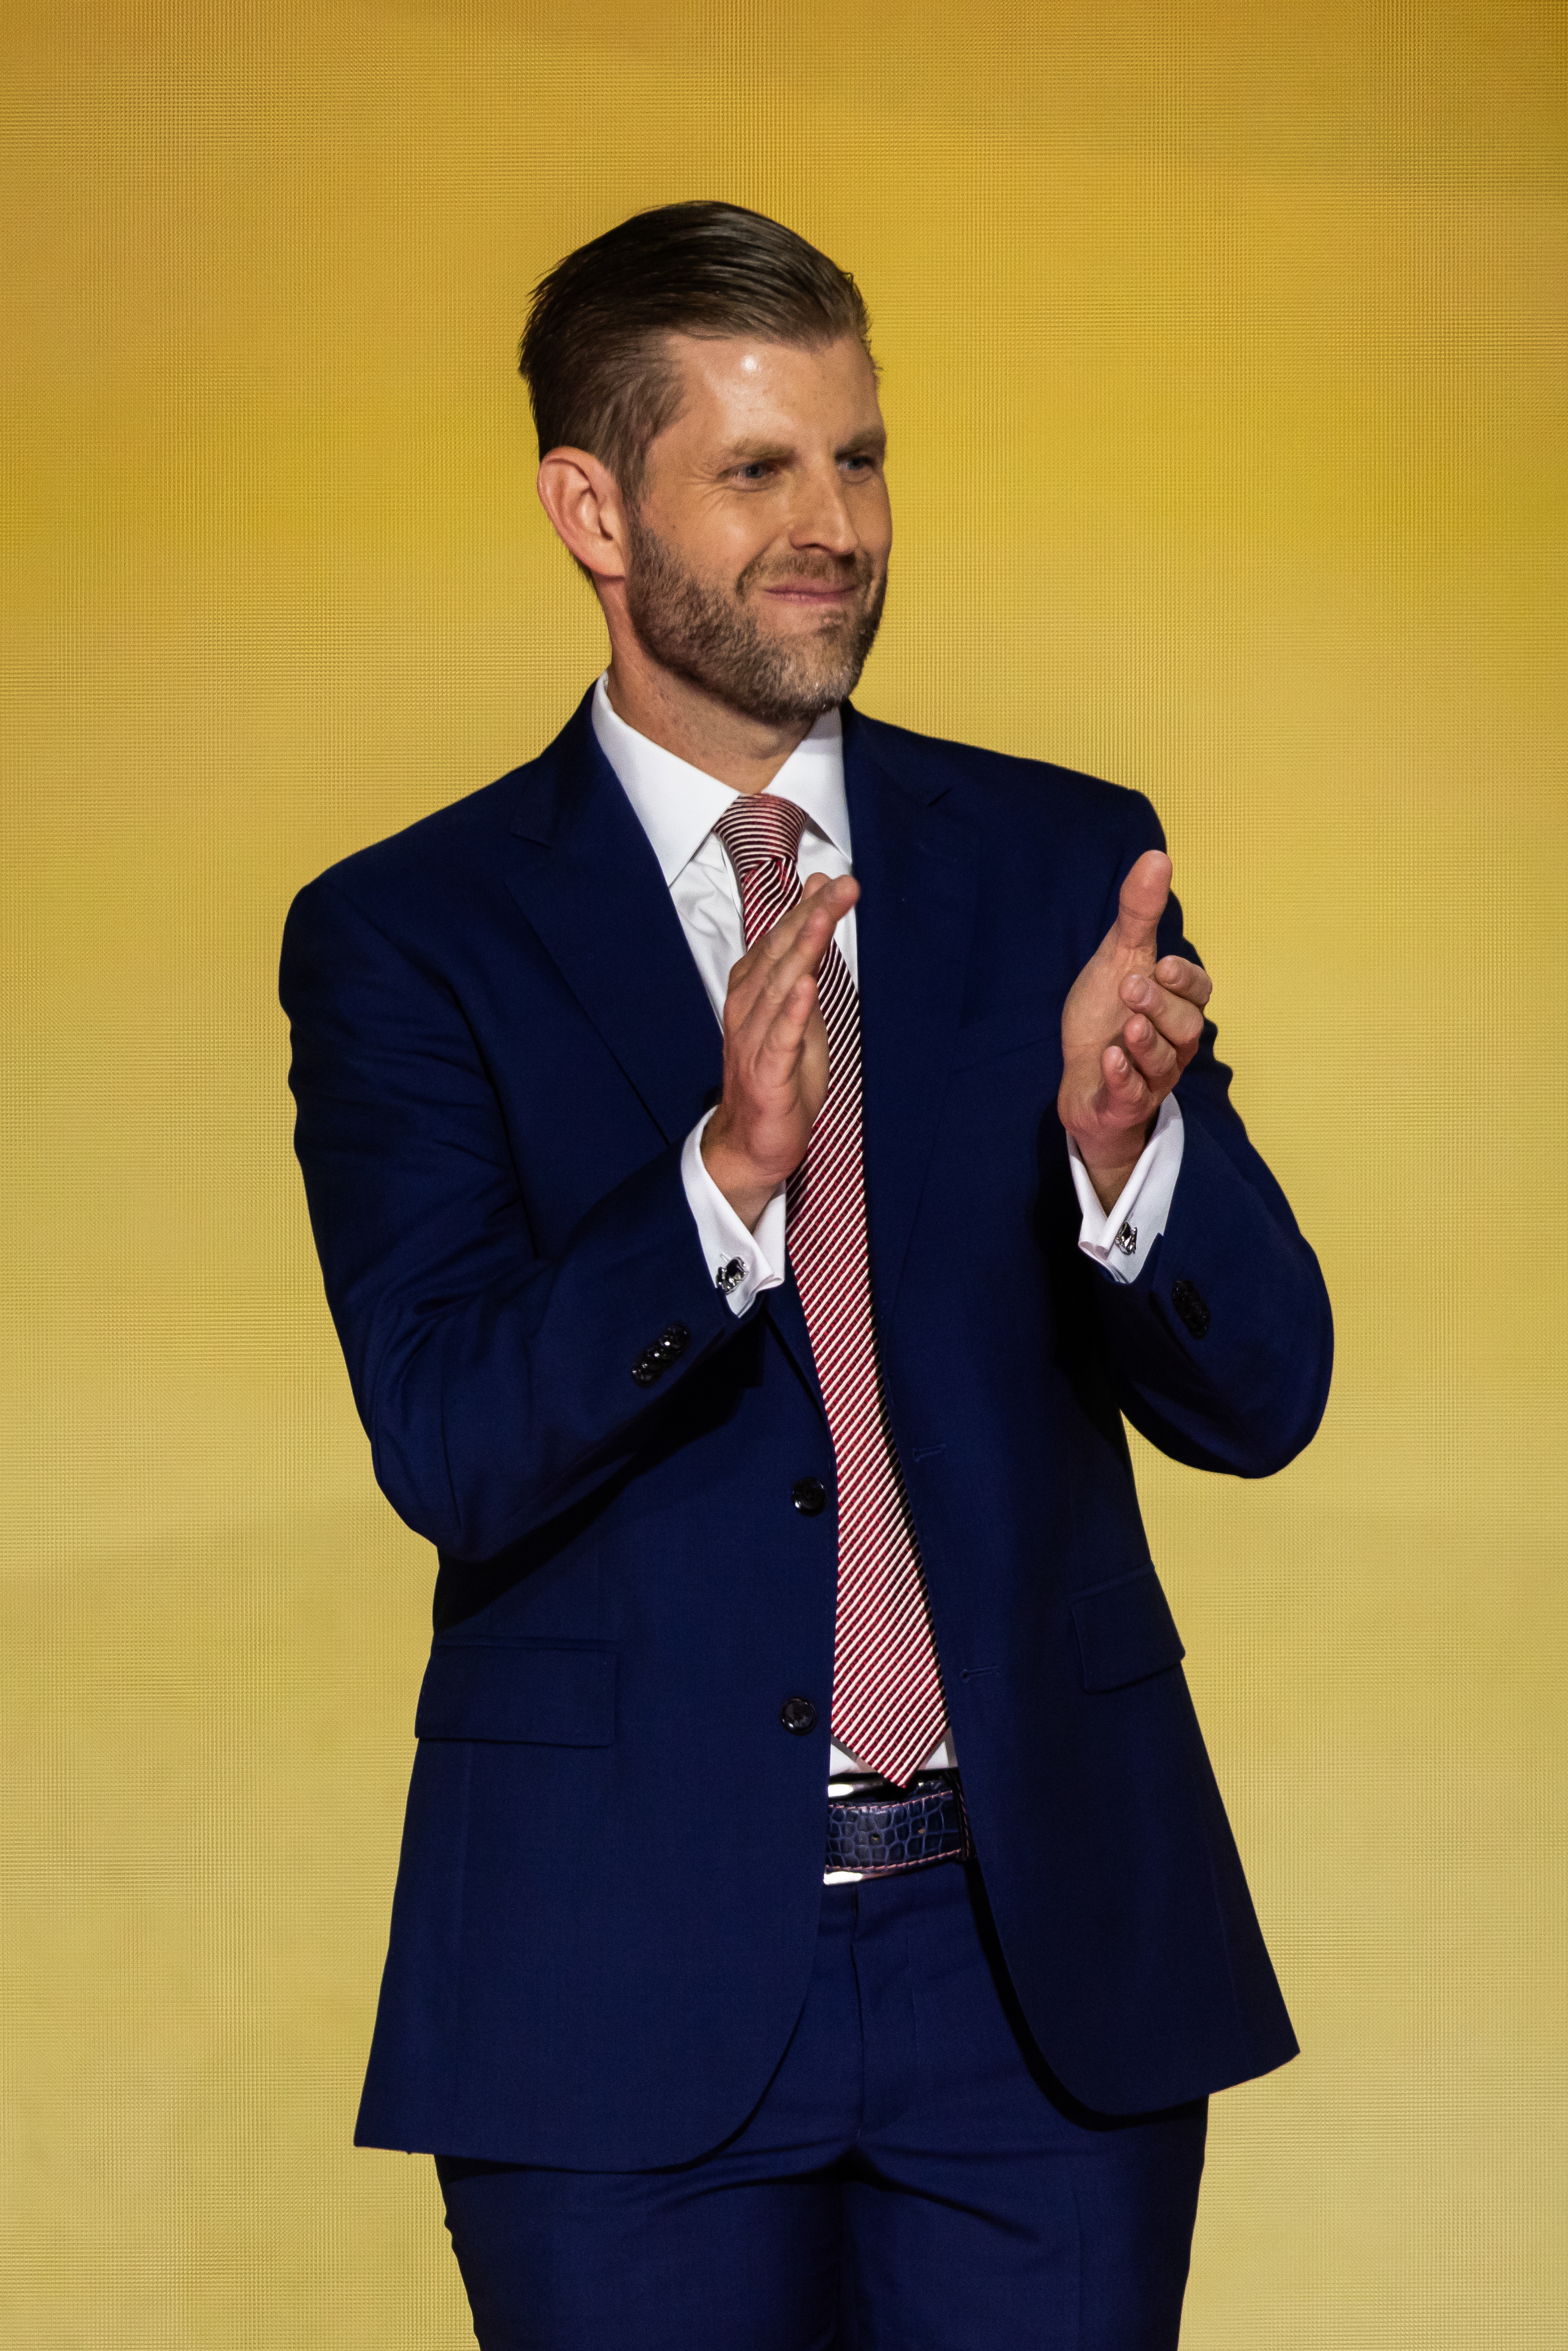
{"left": 435, "top": 1855, "right": 1208, "bottom": 2350}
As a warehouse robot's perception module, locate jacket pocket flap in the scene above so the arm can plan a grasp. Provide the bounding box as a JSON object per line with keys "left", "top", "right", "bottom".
{"left": 415, "top": 1642, "right": 616, "bottom": 1746}
{"left": 1069, "top": 1568, "right": 1186, "bottom": 1692}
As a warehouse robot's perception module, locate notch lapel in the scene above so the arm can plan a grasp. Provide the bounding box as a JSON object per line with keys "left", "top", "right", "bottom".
{"left": 503, "top": 694, "right": 825, "bottom": 1411}
{"left": 844, "top": 709, "right": 980, "bottom": 1325}
{"left": 502, "top": 695, "right": 721, "bottom": 1146}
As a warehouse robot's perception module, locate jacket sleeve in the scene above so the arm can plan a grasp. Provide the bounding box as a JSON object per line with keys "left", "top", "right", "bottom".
{"left": 280, "top": 871, "right": 742, "bottom": 1561}
{"left": 1086, "top": 794, "right": 1334, "bottom": 1478}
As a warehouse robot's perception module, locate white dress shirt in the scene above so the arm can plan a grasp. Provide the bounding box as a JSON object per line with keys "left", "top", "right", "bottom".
{"left": 589, "top": 674, "right": 1185, "bottom": 1780}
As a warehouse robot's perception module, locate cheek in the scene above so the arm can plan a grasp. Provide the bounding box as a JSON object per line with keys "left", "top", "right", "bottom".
{"left": 731, "top": 520, "right": 811, "bottom": 595}
{"left": 682, "top": 504, "right": 791, "bottom": 589}
{"left": 855, "top": 479, "right": 893, "bottom": 557}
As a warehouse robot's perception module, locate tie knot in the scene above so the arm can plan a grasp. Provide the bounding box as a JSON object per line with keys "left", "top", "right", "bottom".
{"left": 713, "top": 792, "right": 807, "bottom": 878}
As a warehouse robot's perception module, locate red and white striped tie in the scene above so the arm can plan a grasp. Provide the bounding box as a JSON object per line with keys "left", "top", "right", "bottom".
{"left": 714, "top": 793, "right": 947, "bottom": 1787}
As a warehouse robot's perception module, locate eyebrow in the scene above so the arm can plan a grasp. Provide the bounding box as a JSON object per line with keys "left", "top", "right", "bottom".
{"left": 718, "top": 429, "right": 888, "bottom": 463}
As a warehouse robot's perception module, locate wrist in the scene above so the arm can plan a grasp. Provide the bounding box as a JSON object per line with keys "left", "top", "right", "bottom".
{"left": 701, "top": 1114, "right": 784, "bottom": 1234}
{"left": 1070, "top": 1119, "right": 1154, "bottom": 1215}
{"left": 1081, "top": 1158, "right": 1139, "bottom": 1216}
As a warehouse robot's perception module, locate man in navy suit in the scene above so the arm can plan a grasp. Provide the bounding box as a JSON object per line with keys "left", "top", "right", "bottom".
{"left": 282, "top": 202, "right": 1331, "bottom": 2349}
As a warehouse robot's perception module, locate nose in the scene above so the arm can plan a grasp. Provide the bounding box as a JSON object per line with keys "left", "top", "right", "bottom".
{"left": 787, "top": 462, "right": 859, "bottom": 560}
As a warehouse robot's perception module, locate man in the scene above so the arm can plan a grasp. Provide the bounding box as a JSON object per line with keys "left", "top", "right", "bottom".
{"left": 282, "top": 201, "right": 1331, "bottom": 2349}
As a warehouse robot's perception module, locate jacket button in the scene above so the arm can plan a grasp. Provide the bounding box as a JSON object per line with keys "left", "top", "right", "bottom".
{"left": 630, "top": 1321, "right": 692, "bottom": 1386}
{"left": 791, "top": 1476, "right": 827, "bottom": 1516}
{"left": 1170, "top": 1278, "right": 1212, "bottom": 1340}
{"left": 779, "top": 1695, "right": 818, "bottom": 1735}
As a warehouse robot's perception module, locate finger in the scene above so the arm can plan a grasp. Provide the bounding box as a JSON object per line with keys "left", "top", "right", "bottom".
{"left": 1120, "top": 972, "right": 1204, "bottom": 1052}
{"left": 758, "top": 885, "right": 858, "bottom": 997}
{"left": 725, "top": 878, "right": 859, "bottom": 1045}
{"left": 752, "top": 875, "right": 857, "bottom": 971}
{"left": 726, "top": 887, "right": 845, "bottom": 1016}
{"left": 1097, "top": 1038, "right": 1151, "bottom": 1114}
{"left": 1112, "top": 850, "right": 1172, "bottom": 961}
{"left": 780, "top": 869, "right": 857, "bottom": 918}
{"left": 760, "top": 911, "right": 840, "bottom": 1008}
{"left": 754, "top": 972, "right": 819, "bottom": 1067}
{"left": 1120, "top": 1012, "right": 1178, "bottom": 1090}
{"left": 733, "top": 915, "right": 842, "bottom": 1051}
{"left": 1153, "top": 954, "right": 1212, "bottom": 1011}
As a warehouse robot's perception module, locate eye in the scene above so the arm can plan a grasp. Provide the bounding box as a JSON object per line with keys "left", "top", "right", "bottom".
{"left": 737, "top": 461, "right": 775, "bottom": 482}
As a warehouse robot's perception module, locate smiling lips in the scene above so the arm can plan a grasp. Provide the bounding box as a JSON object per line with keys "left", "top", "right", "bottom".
{"left": 761, "top": 572, "right": 862, "bottom": 605}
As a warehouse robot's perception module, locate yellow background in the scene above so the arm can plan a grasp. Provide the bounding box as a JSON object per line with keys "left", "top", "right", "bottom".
{"left": 4, "top": 2, "right": 1564, "bottom": 2343}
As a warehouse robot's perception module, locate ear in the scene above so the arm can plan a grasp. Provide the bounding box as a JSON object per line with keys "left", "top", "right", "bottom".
{"left": 536, "top": 446, "right": 629, "bottom": 583}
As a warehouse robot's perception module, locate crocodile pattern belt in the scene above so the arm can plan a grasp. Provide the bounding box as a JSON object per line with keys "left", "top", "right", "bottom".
{"left": 825, "top": 1771, "right": 970, "bottom": 1877}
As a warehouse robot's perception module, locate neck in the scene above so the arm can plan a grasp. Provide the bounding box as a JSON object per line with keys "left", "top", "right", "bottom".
{"left": 603, "top": 639, "right": 817, "bottom": 796}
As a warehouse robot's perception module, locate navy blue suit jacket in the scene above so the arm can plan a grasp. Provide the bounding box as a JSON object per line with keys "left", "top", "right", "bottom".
{"left": 281, "top": 688, "right": 1331, "bottom": 2167}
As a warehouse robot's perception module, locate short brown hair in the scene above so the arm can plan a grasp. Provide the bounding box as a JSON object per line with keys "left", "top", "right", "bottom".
{"left": 519, "top": 201, "right": 873, "bottom": 501}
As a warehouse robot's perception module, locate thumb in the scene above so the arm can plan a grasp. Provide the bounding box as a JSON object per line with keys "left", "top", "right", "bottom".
{"left": 1112, "top": 849, "right": 1172, "bottom": 960}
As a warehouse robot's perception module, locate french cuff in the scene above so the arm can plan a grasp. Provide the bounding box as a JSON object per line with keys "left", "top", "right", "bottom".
{"left": 680, "top": 1110, "right": 788, "bottom": 1317}
{"left": 1069, "top": 1095, "right": 1184, "bottom": 1286}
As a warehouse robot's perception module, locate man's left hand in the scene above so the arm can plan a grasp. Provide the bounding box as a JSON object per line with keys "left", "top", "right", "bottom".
{"left": 1058, "top": 850, "right": 1213, "bottom": 1213}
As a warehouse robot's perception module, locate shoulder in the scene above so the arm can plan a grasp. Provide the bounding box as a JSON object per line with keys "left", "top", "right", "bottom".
{"left": 277, "top": 746, "right": 569, "bottom": 1016}
{"left": 847, "top": 709, "right": 1161, "bottom": 856}
{"left": 288, "top": 759, "right": 535, "bottom": 930}
{"left": 285, "top": 690, "right": 602, "bottom": 951}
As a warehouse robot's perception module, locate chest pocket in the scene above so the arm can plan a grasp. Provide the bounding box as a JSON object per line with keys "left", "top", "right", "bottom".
{"left": 948, "top": 1000, "right": 1061, "bottom": 1074}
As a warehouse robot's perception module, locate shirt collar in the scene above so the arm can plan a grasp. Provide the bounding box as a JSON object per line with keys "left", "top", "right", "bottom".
{"left": 591, "top": 672, "right": 851, "bottom": 884}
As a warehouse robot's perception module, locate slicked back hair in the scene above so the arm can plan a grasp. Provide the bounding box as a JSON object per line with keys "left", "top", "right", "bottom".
{"left": 519, "top": 201, "right": 874, "bottom": 503}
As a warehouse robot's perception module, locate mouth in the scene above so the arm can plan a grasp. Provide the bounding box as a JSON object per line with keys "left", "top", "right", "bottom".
{"left": 762, "top": 581, "right": 859, "bottom": 608}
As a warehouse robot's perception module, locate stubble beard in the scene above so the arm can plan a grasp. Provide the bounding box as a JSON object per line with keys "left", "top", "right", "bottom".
{"left": 621, "top": 507, "right": 888, "bottom": 728}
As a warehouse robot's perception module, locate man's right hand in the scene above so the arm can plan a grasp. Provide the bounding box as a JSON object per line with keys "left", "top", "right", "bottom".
{"left": 701, "top": 870, "right": 860, "bottom": 1231}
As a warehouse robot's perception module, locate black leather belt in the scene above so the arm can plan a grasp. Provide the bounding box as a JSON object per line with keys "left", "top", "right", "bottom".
{"left": 825, "top": 1770, "right": 969, "bottom": 1878}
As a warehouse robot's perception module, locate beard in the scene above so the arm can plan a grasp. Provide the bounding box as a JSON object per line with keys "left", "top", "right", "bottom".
{"left": 621, "top": 507, "right": 888, "bottom": 727}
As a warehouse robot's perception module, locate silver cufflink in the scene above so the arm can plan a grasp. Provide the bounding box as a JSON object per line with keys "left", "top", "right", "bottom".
{"left": 1113, "top": 1221, "right": 1138, "bottom": 1257}
{"left": 715, "top": 1256, "right": 747, "bottom": 1293}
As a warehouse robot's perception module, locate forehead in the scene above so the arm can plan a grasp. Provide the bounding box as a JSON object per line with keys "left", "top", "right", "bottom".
{"left": 659, "top": 333, "right": 883, "bottom": 444}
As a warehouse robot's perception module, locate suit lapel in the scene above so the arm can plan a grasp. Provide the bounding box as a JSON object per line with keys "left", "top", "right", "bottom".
{"left": 503, "top": 693, "right": 826, "bottom": 1409}
{"left": 844, "top": 708, "right": 979, "bottom": 1325}
{"left": 502, "top": 694, "right": 721, "bottom": 1145}
{"left": 499, "top": 697, "right": 975, "bottom": 1393}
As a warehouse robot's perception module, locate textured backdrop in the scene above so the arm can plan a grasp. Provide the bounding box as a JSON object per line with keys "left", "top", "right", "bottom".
{"left": 3, "top": 1, "right": 1564, "bottom": 2343}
